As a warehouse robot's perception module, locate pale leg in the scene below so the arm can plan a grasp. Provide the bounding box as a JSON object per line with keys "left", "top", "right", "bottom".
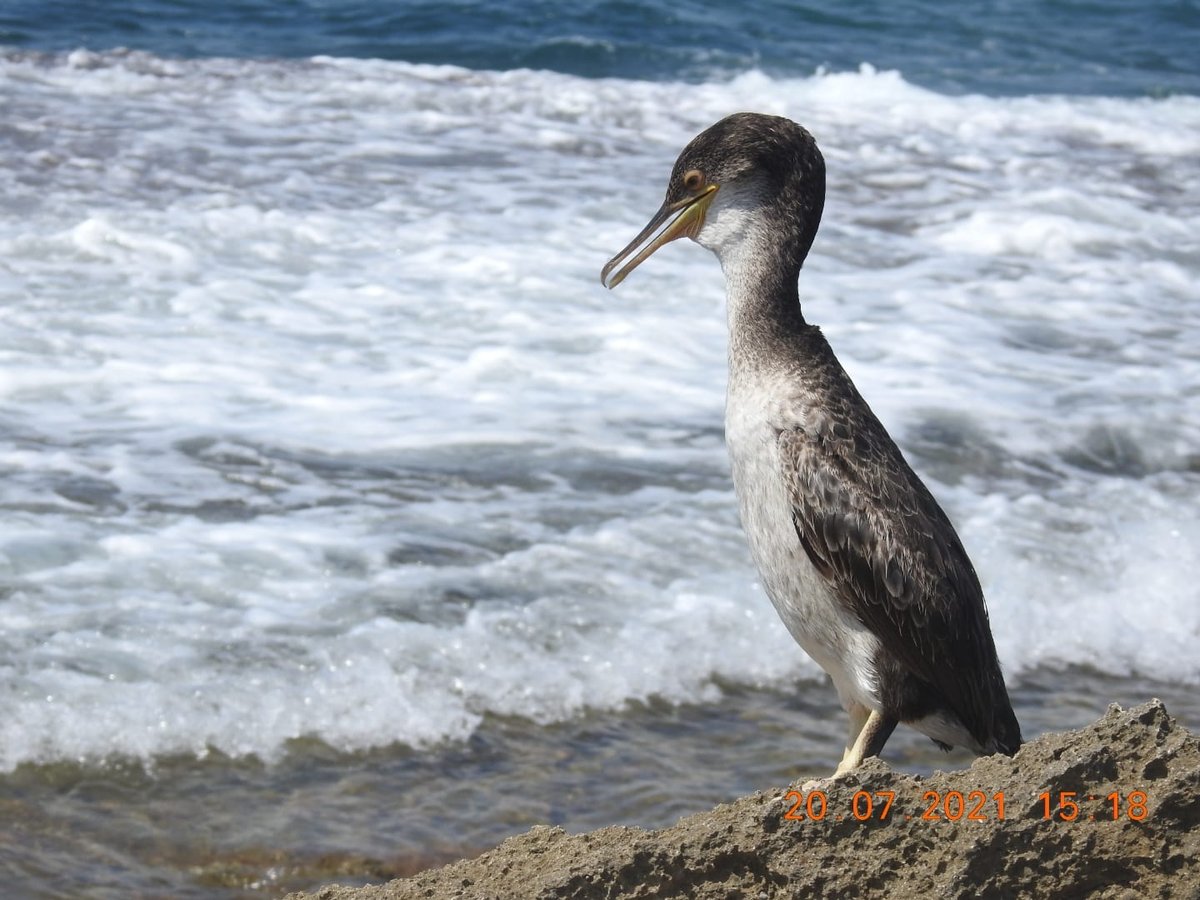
{"left": 800, "top": 703, "right": 890, "bottom": 791}
{"left": 837, "top": 702, "right": 872, "bottom": 773}
{"left": 835, "top": 708, "right": 897, "bottom": 775}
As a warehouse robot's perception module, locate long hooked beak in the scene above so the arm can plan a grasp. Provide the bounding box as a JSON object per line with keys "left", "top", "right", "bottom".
{"left": 600, "top": 184, "right": 718, "bottom": 289}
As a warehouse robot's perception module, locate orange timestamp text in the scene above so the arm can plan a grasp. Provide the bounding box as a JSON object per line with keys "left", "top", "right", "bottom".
{"left": 783, "top": 789, "right": 1150, "bottom": 823}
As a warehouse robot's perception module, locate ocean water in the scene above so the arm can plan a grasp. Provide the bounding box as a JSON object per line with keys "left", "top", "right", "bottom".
{"left": 2, "top": 2, "right": 1199, "bottom": 896}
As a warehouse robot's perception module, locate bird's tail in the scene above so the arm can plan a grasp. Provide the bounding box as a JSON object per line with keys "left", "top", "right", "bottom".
{"left": 985, "top": 695, "right": 1022, "bottom": 756}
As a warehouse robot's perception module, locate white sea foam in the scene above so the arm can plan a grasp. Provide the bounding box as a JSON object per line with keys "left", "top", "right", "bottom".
{"left": 1, "top": 51, "right": 1198, "bottom": 770}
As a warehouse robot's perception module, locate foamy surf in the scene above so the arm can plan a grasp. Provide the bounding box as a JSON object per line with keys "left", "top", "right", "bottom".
{"left": 1, "top": 50, "right": 1198, "bottom": 771}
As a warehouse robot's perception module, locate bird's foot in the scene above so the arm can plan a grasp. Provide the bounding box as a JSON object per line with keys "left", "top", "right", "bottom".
{"left": 768, "top": 777, "right": 831, "bottom": 806}
{"left": 798, "top": 774, "right": 835, "bottom": 793}
{"left": 794, "top": 761, "right": 869, "bottom": 794}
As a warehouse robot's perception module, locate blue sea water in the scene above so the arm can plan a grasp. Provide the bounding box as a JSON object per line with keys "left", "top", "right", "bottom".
{"left": 2, "top": 0, "right": 1198, "bottom": 95}
{"left": 1, "top": 2, "right": 1199, "bottom": 897}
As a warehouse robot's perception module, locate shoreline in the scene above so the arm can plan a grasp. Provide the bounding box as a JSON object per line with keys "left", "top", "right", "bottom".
{"left": 286, "top": 699, "right": 1200, "bottom": 899}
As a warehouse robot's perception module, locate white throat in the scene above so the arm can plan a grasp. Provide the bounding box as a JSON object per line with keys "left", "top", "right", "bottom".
{"left": 694, "top": 188, "right": 778, "bottom": 330}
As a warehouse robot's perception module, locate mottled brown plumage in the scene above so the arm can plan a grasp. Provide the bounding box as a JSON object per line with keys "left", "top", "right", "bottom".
{"left": 777, "top": 327, "right": 1019, "bottom": 754}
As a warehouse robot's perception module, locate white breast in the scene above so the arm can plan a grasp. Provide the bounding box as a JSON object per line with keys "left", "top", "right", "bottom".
{"left": 724, "top": 369, "right": 882, "bottom": 714}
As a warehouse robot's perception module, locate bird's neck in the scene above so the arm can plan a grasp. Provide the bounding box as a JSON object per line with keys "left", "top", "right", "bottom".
{"left": 720, "top": 239, "right": 808, "bottom": 365}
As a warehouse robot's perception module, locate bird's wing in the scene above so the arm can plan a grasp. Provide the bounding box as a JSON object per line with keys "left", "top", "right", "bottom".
{"left": 777, "top": 408, "right": 1003, "bottom": 742}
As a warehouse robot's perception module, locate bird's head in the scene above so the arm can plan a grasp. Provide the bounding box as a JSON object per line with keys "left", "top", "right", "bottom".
{"left": 601, "top": 112, "right": 825, "bottom": 289}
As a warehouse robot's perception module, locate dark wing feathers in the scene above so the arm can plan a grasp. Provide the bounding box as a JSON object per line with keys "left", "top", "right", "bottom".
{"left": 779, "top": 393, "right": 1016, "bottom": 751}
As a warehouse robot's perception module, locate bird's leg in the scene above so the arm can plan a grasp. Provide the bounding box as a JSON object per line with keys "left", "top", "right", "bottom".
{"left": 800, "top": 703, "right": 874, "bottom": 791}
{"left": 835, "top": 707, "right": 897, "bottom": 775}
{"left": 838, "top": 703, "right": 871, "bottom": 771}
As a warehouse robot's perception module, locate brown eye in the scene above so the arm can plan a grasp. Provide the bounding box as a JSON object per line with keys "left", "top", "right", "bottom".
{"left": 683, "top": 169, "right": 705, "bottom": 192}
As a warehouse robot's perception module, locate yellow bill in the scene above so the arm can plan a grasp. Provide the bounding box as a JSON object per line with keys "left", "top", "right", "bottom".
{"left": 600, "top": 184, "right": 718, "bottom": 289}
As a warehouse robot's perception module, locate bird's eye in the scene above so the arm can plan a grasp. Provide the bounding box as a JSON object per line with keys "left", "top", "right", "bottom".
{"left": 683, "top": 169, "right": 705, "bottom": 192}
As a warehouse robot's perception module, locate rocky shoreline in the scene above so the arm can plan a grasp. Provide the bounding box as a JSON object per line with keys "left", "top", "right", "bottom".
{"left": 287, "top": 700, "right": 1200, "bottom": 899}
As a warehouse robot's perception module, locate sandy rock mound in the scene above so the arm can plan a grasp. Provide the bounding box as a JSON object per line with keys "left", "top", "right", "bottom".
{"left": 288, "top": 700, "right": 1200, "bottom": 899}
